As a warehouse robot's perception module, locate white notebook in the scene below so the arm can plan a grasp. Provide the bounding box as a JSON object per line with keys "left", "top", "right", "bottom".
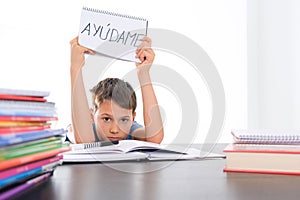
{"left": 78, "top": 7, "right": 148, "bottom": 62}
{"left": 231, "top": 129, "right": 300, "bottom": 144}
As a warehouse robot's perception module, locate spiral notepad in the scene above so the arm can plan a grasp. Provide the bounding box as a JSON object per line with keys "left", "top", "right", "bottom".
{"left": 231, "top": 129, "right": 300, "bottom": 144}
{"left": 78, "top": 7, "right": 148, "bottom": 62}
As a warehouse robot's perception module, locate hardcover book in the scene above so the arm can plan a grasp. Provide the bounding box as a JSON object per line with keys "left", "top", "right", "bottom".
{"left": 223, "top": 143, "right": 300, "bottom": 175}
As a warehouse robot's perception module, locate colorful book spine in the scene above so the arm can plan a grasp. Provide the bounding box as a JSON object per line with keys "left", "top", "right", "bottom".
{"left": 0, "top": 88, "right": 50, "bottom": 97}
{"left": 0, "top": 129, "right": 66, "bottom": 147}
{"left": 0, "top": 172, "right": 52, "bottom": 200}
{"left": 0, "top": 88, "right": 67, "bottom": 198}
{"left": 0, "top": 160, "right": 60, "bottom": 189}
{"left": 0, "top": 109, "right": 57, "bottom": 118}
{"left": 0, "top": 94, "right": 46, "bottom": 102}
{"left": 0, "top": 116, "right": 58, "bottom": 122}
{"left": 0, "top": 143, "right": 64, "bottom": 161}
{"left": 0, "top": 146, "right": 71, "bottom": 171}
{"left": 0, "top": 155, "right": 63, "bottom": 179}
{"left": 0, "top": 125, "right": 50, "bottom": 135}
{"left": 0, "top": 137, "right": 59, "bottom": 151}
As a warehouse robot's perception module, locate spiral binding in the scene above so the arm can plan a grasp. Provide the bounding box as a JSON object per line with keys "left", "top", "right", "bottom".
{"left": 83, "top": 142, "right": 103, "bottom": 149}
{"left": 82, "top": 141, "right": 118, "bottom": 149}
{"left": 82, "top": 7, "right": 147, "bottom": 22}
{"left": 237, "top": 132, "right": 300, "bottom": 144}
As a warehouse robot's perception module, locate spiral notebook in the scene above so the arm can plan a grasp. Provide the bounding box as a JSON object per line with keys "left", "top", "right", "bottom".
{"left": 78, "top": 7, "right": 148, "bottom": 62}
{"left": 231, "top": 129, "right": 300, "bottom": 144}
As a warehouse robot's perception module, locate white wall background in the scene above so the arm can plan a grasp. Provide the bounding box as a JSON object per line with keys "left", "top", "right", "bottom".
{"left": 248, "top": 0, "right": 300, "bottom": 130}
{"left": 0, "top": 0, "right": 247, "bottom": 143}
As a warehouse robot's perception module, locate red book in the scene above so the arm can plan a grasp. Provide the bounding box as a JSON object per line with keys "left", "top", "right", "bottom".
{"left": 0, "top": 125, "right": 51, "bottom": 135}
{"left": 0, "top": 88, "right": 49, "bottom": 102}
{"left": 0, "top": 116, "right": 58, "bottom": 122}
{"left": 0, "top": 155, "right": 63, "bottom": 179}
{"left": 0, "top": 94, "right": 46, "bottom": 102}
{"left": 223, "top": 143, "right": 300, "bottom": 175}
{"left": 0, "top": 146, "right": 71, "bottom": 171}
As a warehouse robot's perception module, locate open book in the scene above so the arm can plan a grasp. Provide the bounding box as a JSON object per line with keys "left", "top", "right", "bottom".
{"left": 62, "top": 140, "right": 225, "bottom": 162}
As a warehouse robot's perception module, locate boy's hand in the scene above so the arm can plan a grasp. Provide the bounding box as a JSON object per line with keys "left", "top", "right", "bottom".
{"left": 135, "top": 37, "right": 155, "bottom": 70}
{"left": 70, "top": 37, "right": 94, "bottom": 71}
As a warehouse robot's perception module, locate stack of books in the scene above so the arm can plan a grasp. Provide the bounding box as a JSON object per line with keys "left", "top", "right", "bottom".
{"left": 0, "top": 88, "right": 71, "bottom": 199}
{"left": 223, "top": 129, "right": 300, "bottom": 175}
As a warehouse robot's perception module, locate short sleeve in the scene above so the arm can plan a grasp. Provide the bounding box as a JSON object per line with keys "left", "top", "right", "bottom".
{"left": 125, "top": 121, "right": 143, "bottom": 140}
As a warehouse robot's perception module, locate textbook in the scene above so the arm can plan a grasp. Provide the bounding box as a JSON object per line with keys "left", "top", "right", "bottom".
{"left": 0, "top": 125, "right": 50, "bottom": 134}
{"left": 63, "top": 140, "right": 225, "bottom": 162}
{"left": 223, "top": 143, "right": 300, "bottom": 175}
{"left": 0, "top": 137, "right": 65, "bottom": 161}
{"left": 0, "top": 160, "right": 60, "bottom": 190}
{"left": 231, "top": 129, "right": 300, "bottom": 144}
{"left": 0, "top": 146, "right": 71, "bottom": 171}
{"left": 0, "top": 106, "right": 57, "bottom": 118}
{"left": 0, "top": 88, "right": 49, "bottom": 102}
{"left": 0, "top": 100, "right": 56, "bottom": 118}
{"left": 0, "top": 155, "right": 63, "bottom": 179}
{"left": 0, "top": 128, "right": 66, "bottom": 147}
{"left": 0, "top": 116, "right": 58, "bottom": 122}
{"left": 0, "top": 172, "right": 52, "bottom": 200}
{"left": 78, "top": 7, "right": 148, "bottom": 62}
{"left": 0, "top": 88, "right": 49, "bottom": 97}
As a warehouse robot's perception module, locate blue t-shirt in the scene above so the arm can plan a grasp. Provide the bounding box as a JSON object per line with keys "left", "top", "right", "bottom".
{"left": 65, "top": 121, "right": 143, "bottom": 143}
{"left": 93, "top": 121, "right": 143, "bottom": 141}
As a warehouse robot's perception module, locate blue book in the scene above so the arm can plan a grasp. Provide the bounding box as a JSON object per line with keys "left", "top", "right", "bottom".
{"left": 0, "top": 129, "right": 66, "bottom": 147}
{"left": 0, "top": 160, "right": 60, "bottom": 189}
{"left": 0, "top": 172, "right": 52, "bottom": 199}
{"left": 0, "top": 109, "right": 57, "bottom": 117}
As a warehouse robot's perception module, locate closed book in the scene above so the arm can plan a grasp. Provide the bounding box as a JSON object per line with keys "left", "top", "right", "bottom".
{"left": 0, "top": 155, "right": 63, "bottom": 179}
{"left": 0, "top": 121, "right": 50, "bottom": 127}
{"left": 0, "top": 129, "right": 66, "bottom": 147}
{"left": 0, "top": 100, "right": 57, "bottom": 118}
{"left": 0, "top": 88, "right": 49, "bottom": 97}
{"left": 0, "top": 138, "right": 65, "bottom": 161}
{"left": 0, "top": 116, "right": 58, "bottom": 122}
{"left": 0, "top": 172, "right": 52, "bottom": 200}
{"left": 0, "top": 125, "right": 51, "bottom": 135}
{"left": 0, "top": 88, "right": 49, "bottom": 102}
{"left": 223, "top": 143, "right": 300, "bottom": 175}
{"left": 0, "top": 160, "right": 61, "bottom": 190}
{"left": 0, "top": 146, "right": 71, "bottom": 171}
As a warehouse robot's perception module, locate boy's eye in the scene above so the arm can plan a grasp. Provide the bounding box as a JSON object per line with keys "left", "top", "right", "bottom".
{"left": 103, "top": 117, "right": 111, "bottom": 122}
{"left": 120, "top": 118, "right": 129, "bottom": 123}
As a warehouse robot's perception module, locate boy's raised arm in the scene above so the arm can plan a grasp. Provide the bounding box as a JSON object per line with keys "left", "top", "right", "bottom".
{"left": 134, "top": 37, "right": 164, "bottom": 144}
{"left": 70, "top": 37, "right": 95, "bottom": 143}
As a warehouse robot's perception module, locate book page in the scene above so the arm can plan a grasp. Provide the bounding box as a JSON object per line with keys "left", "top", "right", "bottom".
{"left": 78, "top": 7, "right": 148, "bottom": 62}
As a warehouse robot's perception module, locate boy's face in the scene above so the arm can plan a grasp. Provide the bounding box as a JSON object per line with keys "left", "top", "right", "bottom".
{"left": 92, "top": 99, "right": 135, "bottom": 141}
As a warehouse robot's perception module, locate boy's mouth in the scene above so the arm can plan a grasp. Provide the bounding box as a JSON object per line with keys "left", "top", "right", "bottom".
{"left": 108, "top": 137, "right": 121, "bottom": 141}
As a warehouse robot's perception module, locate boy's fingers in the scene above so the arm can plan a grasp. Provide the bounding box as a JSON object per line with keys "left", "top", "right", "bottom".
{"left": 136, "top": 37, "right": 151, "bottom": 52}
{"left": 141, "top": 36, "right": 152, "bottom": 45}
{"left": 70, "top": 36, "right": 79, "bottom": 45}
{"left": 85, "top": 49, "right": 95, "bottom": 54}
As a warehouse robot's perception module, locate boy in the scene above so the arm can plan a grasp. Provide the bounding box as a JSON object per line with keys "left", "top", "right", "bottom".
{"left": 69, "top": 36, "right": 164, "bottom": 144}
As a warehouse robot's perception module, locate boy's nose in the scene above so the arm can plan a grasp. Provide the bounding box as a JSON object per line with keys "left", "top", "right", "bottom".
{"left": 110, "top": 123, "right": 119, "bottom": 134}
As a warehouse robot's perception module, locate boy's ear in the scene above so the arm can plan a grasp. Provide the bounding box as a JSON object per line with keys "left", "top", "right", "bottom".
{"left": 132, "top": 112, "right": 136, "bottom": 122}
{"left": 90, "top": 108, "right": 95, "bottom": 123}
